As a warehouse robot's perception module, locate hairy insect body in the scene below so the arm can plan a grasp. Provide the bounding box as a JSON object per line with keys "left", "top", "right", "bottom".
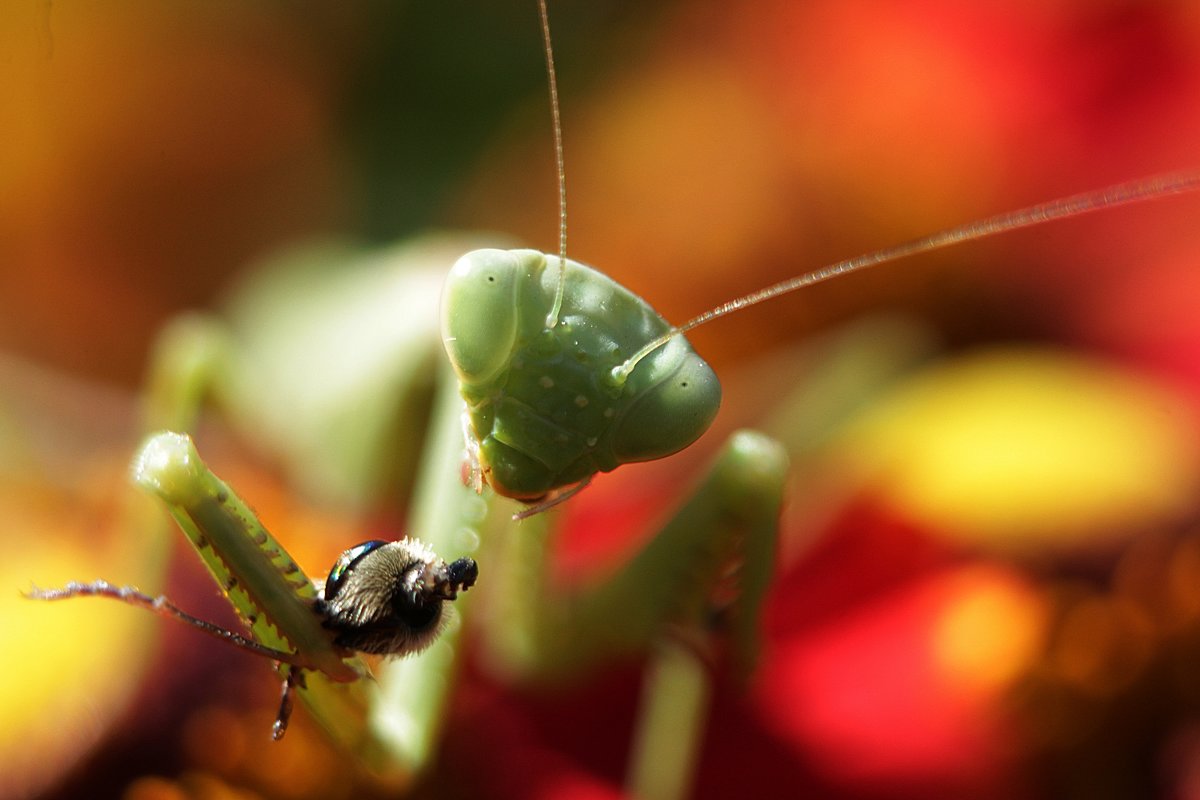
{"left": 28, "top": 433, "right": 479, "bottom": 739}
{"left": 317, "top": 538, "right": 478, "bottom": 656}
{"left": 442, "top": 248, "right": 721, "bottom": 500}
{"left": 132, "top": 431, "right": 362, "bottom": 683}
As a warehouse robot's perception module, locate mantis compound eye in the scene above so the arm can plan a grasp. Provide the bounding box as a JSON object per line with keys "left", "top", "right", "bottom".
{"left": 319, "top": 538, "right": 478, "bottom": 657}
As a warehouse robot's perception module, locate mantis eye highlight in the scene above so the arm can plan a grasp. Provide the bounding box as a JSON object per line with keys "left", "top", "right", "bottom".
{"left": 318, "top": 538, "right": 477, "bottom": 658}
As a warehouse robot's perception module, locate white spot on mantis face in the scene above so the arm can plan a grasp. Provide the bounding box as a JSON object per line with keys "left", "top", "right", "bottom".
{"left": 574, "top": 395, "right": 589, "bottom": 408}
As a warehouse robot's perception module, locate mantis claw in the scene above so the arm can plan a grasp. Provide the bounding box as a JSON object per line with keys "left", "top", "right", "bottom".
{"left": 511, "top": 477, "right": 592, "bottom": 521}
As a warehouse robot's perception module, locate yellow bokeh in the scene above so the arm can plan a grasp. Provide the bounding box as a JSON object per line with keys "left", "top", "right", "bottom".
{"left": 932, "top": 567, "right": 1047, "bottom": 697}
{"left": 839, "top": 349, "right": 1200, "bottom": 550}
{"left": 0, "top": 499, "right": 159, "bottom": 799}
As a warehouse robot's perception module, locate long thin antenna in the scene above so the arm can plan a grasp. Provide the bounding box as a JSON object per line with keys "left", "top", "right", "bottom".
{"left": 538, "top": 0, "right": 569, "bottom": 328}
{"left": 613, "top": 169, "right": 1200, "bottom": 382}
{"left": 26, "top": 581, "right": 310, "bottom": 667}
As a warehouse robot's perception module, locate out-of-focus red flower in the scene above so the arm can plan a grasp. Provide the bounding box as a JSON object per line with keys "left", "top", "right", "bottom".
{"left": 9, "top": 0, "right": 1200, "bottom": 797}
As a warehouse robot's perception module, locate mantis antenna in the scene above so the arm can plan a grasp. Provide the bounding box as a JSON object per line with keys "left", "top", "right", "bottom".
{"left": 538, "top": 0, "right": 569, "bottom": 329}
{"left": 612, "top": 169, "right": 1200, "bottom": 383}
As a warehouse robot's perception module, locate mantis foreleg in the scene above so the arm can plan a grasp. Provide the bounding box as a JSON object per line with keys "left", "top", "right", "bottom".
{"left": 482, "top": 429, "right": 789, "bottom": 800}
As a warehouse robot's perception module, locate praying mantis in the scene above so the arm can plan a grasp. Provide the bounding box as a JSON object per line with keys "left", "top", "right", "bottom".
{"left": 18, "top": 1, "right": 1200, "bottom": 799}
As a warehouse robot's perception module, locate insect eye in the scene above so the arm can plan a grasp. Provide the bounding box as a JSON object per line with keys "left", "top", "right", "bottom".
{"left": 324, "top": 540, "right": 389, "bottom": 602}
{"left": 442, "top": 248, "right": 540, "bottom": 385}
{"left": 611, "top": 338, "right": 721, "bottom": 462}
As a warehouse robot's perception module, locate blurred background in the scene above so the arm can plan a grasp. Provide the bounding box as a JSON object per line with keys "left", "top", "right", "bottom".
{"left": 3, "top": 0, "right": 1200, "bottom": 798}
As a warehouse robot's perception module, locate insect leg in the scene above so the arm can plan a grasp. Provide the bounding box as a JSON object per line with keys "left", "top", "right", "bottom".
{"left": 25, "top": 580, "right": 308, "bottom": 667}
{"left": 481, "top": 425, "right": 788, "bottom": 791}
{"left": 623, "top": 431, "right": 788, "bottom": 800}
{"left": 627, "top": 635, "right": 712, "bottom": 800}
{"left": 487, "top": 430, "right": 788, "bottom": 677}
{"left": 482, "top": 430, "right": 786, "bottom": 796}
{"left": 271, "top": 667, "right": 306, "bottom": 741}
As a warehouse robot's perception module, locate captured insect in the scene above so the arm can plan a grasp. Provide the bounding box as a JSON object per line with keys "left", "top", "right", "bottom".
{"left": 15, "top": 3, "right": 1200, "bottom": 798}
{"left": 441, "top": 0, "right": 1200, "bottom": 517}
{"left": 26, "top": 432, "right": 477, "bottom": 740}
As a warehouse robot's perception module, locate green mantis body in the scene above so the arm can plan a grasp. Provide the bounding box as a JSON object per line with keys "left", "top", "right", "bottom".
{"left": 20, "top": 2, "right": 1200, "bottom": 799}
{"left": 444, "top": 180, "right": 1200, "bottom": 514}
{"left": 129, "top": 432, "right": 359, "bottom": 689}
{"left": 28, "top": 349, "right": 788, "bottom": 795}
{"left": 442, "top": 248, "right": 720, "bottom": 501}
{"left": 29, "top": 430, "right": 477, "bottom": 752}
{"left": 433, "top": 5, "right": 1200, "bottom": 520}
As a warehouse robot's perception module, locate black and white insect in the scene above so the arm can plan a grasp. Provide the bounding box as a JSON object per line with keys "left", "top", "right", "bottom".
{"left": 316, "top": 538, "right": 479, "bottom": 657}
{"left": 28, "top": 432, "right": 479, "bottom": 740}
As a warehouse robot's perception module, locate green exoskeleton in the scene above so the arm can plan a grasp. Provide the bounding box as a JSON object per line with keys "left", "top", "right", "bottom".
{"left": 442, "top": 249, "right": 720, "bottom": 503}
{"left": 18, "top": 1, "right": 1200, "bottom": 798}
{"left": 28, "top": 431, "right": 477, "bottom": 742}
{"left": 441, "top": 3, "right": 1200, "bottom": 517}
